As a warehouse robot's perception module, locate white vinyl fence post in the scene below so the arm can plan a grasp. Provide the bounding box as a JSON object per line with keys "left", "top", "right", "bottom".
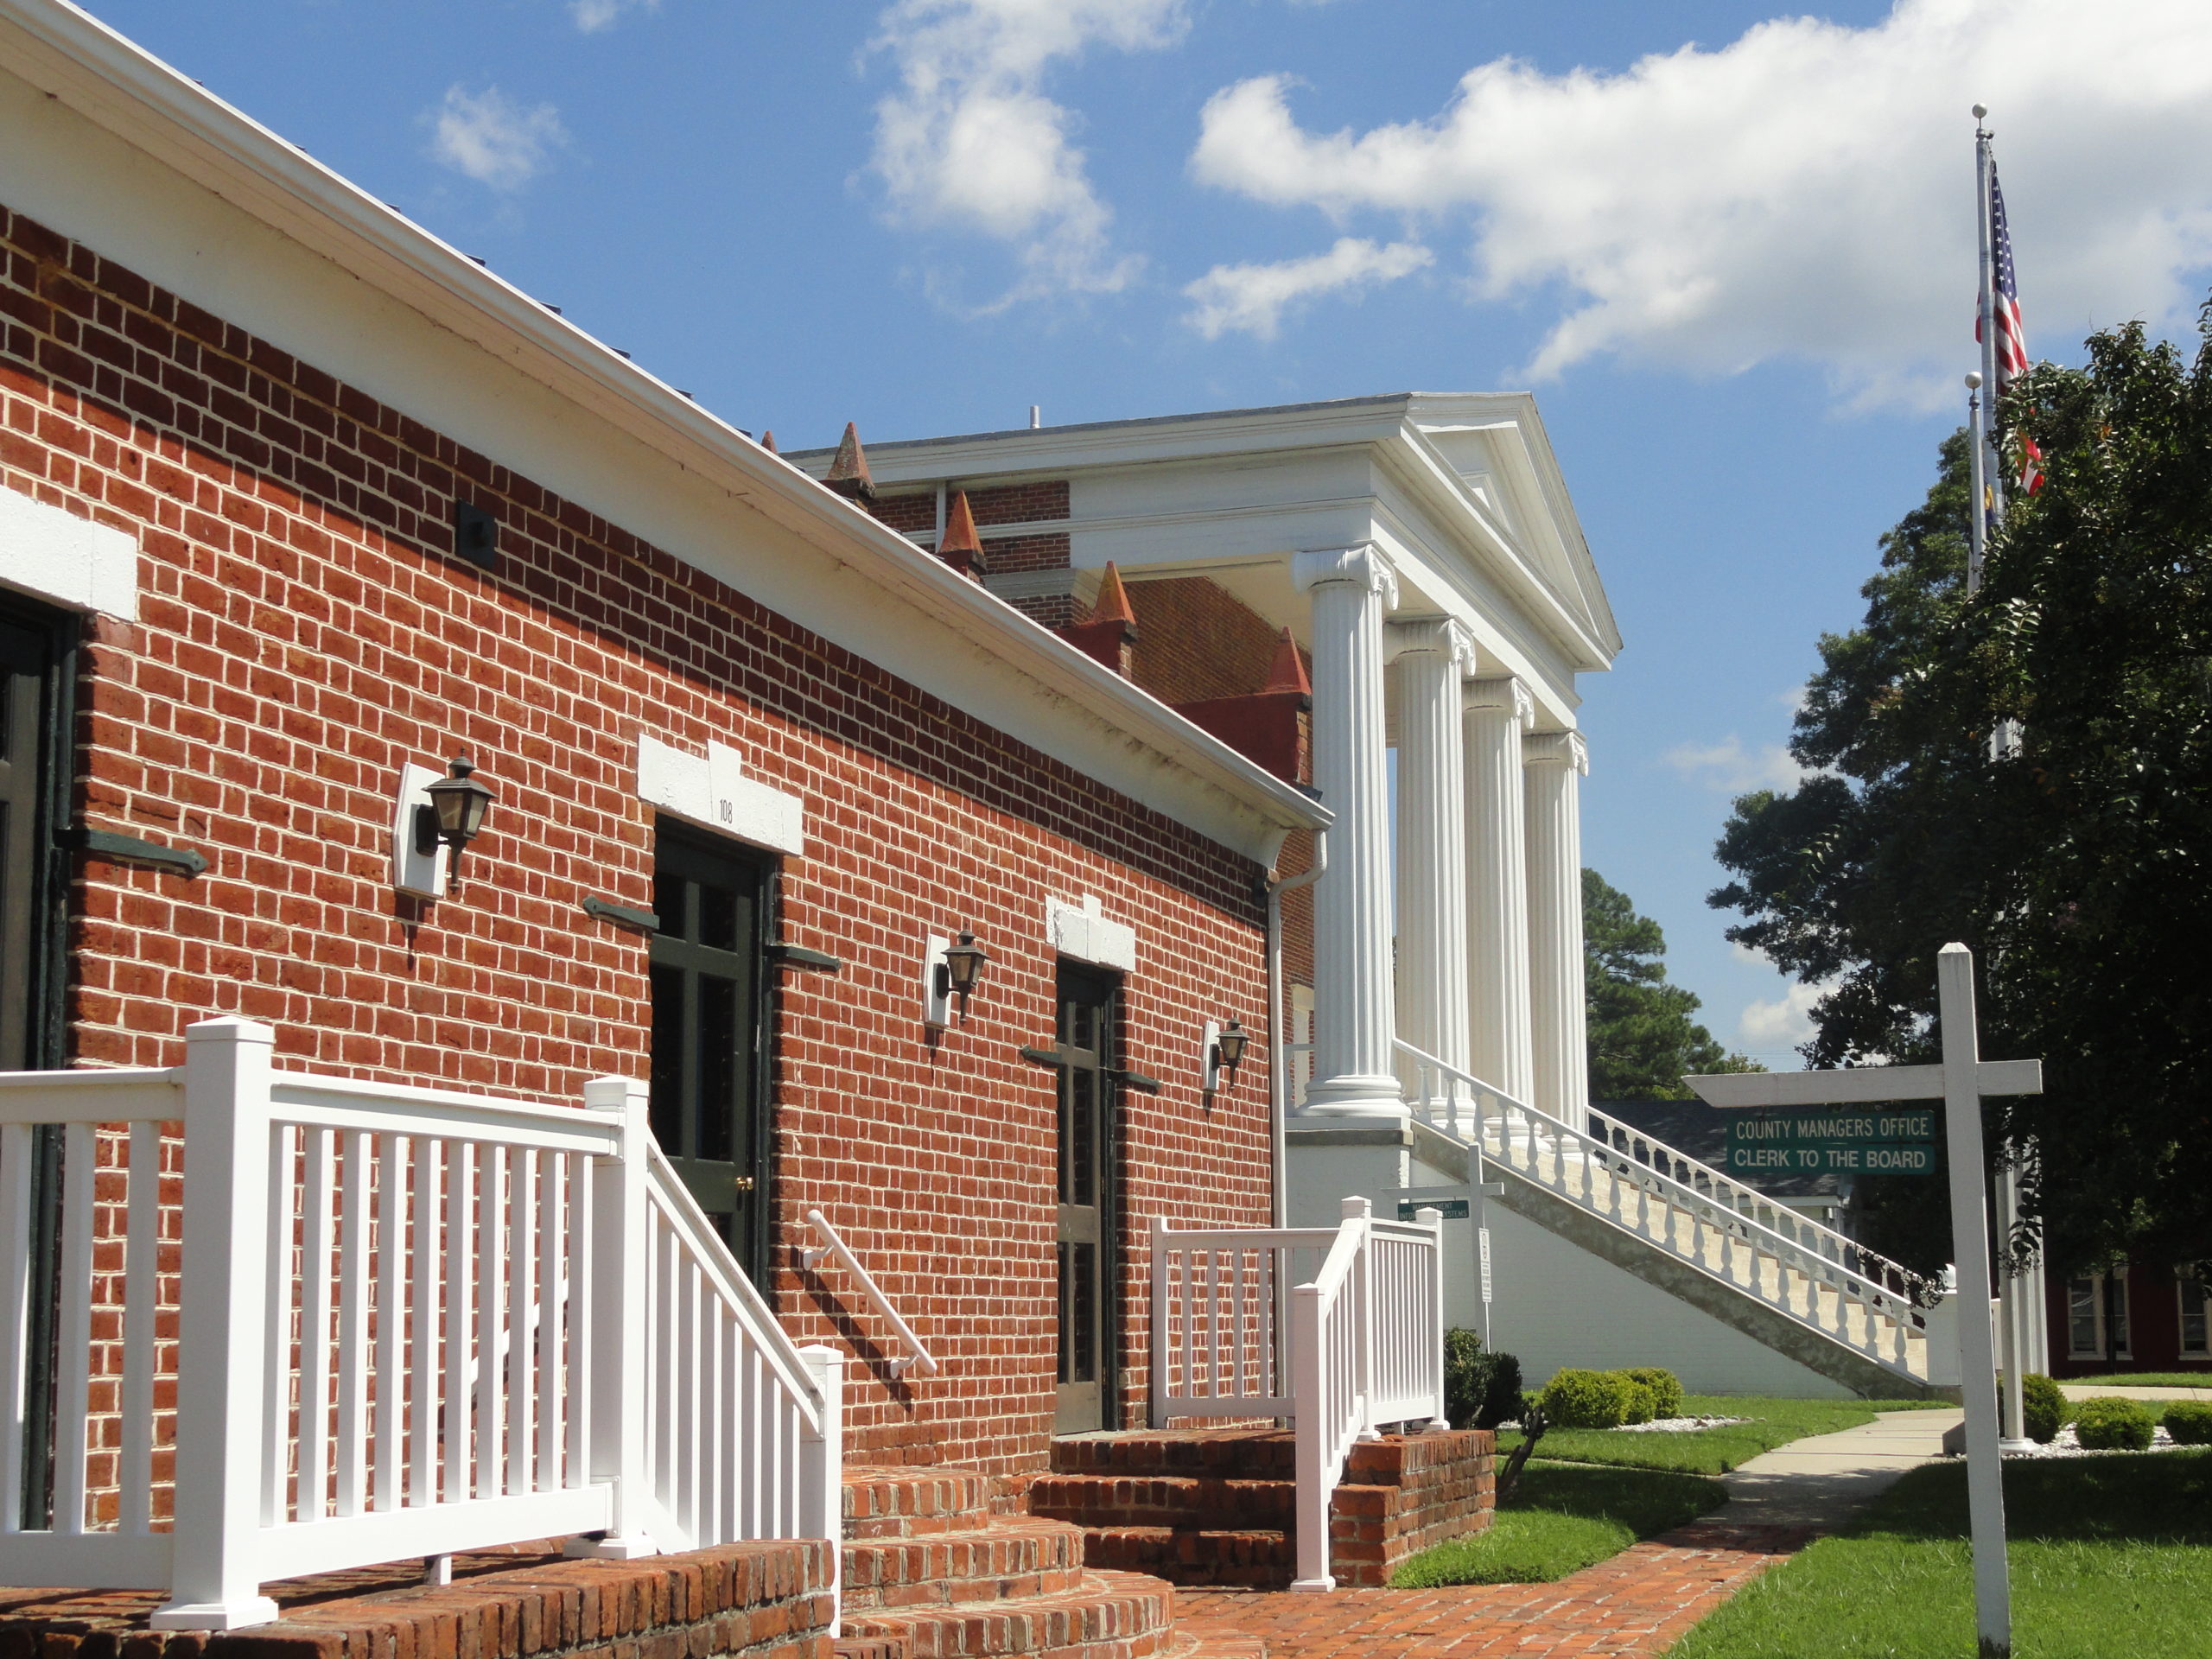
{"left": 570, "top": 1076, "right": 658, "bottom": 1558}
{"left": 153, "top": 1019, "right": 280, "bottom": 1631}
{"left": 798, "top": 1344, "right": 845, "bottom": 1636}
{"left": 1344, "top": 1197, "right": 1376, "bottom": 1439}
{"left": 1416, "top": 1206, "right": 1447, "bottom": 1431}
{"left": 1288, "top": 1279, "right": 1332, "bottom": 1592}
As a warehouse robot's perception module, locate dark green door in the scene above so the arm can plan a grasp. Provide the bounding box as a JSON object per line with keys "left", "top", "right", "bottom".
{"left": 649, "top": 829, "right": 772, "bottom": 1281}
{"left": 1052, "top": 963, "right": 1119, "bottom": 1433}
{"left": 0, "top": 610, "right": 58, "bottom": 1067}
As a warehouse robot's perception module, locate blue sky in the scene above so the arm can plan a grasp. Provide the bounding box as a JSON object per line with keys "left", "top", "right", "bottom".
{"left": 78, "top": 0, "right": 2212, "bottom": 1066}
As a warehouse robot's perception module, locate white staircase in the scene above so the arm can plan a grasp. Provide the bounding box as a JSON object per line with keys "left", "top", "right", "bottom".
{"left": 1395, "top": 1041, "right": 1946, "bottom": 1395}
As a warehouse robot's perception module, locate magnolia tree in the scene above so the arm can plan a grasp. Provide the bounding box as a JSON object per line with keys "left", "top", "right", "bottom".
{"left": 1710, "top": 309, "right": 2212, "bottom": 1275}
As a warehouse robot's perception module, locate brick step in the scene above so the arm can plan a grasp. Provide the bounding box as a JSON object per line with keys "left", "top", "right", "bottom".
{"left": 1028, "top": 1474, "right": 1294, "bottom": 1533}
{"left": 846, "top": 1465, "right": 998, "bottom": 1539}
{"left": 840, "top": 1569, "right": 1177, "bottom": 1659}
{"left": 1051, "top": 1429, "right": 1294, "bottom": 1482}
{"left": 844, "top": 1516, "right": 1091, "bottom": 1610}
{"left": 1160, "top": 1636, "right": 1268, "bottom": 1659}
{"left": 1080, "top": 1525, "right": 1294, "bottom": 1589}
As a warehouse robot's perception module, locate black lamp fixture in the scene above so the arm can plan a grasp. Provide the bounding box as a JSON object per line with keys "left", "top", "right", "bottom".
{"left": 1211, "top": 1016, "right": 1249, "bottom": 1084}
{"left": 940, "top": 928, "right": 991, "bottom": 1007}
{"left": 416, "top": 754, "right": 496, "bottom": 891}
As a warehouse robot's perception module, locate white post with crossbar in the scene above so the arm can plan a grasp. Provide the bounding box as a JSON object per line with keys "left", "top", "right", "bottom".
{"left": 1686, "top": 941, "right": 2036, "bottom": 1659}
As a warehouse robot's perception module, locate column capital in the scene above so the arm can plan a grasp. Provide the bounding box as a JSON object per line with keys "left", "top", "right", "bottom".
{"left": 1464, "top": 676, "right": 1534, "bottom": 729}
{"left": 1385, "top": 616, "right": 1474, "bottom": 668}
{"left": 1524, "top": 730, "right": 1589, "bottom": 775}
{"left": 1291, "top": 544, "right": 1398, "bottom": 609}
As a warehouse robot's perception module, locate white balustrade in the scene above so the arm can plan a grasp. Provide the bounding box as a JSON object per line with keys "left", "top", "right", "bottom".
{"left": 1393, "top": 1036, "right": 1938, "bottom": 1381}
{"left": 0, "top": 1020, "right": 840, "bottom": 1630}
{"left": 1149, "top": 1198, "right": 1444, "bottom": 1592}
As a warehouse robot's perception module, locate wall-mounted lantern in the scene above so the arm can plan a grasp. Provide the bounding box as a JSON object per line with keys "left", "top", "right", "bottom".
{"left": 922, "top": 927, "right": 992, "bottom": 1027}
{"left": 415, "top": 755, "right": 495, "bottom": 892}
{"left": 1201, "top": 1015, "right": 1249, "bottom": 1094}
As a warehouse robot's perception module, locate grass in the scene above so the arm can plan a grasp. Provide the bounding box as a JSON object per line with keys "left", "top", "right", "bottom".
{"left": 2060, "top": 1372, "right": 2211, "bottom": 1389}
{"left": 1389, "top": 1460, "right": 1727, "bottom": 1586}
{"left": 1491, "top": 1394, "right": 1949, "bottom": 1476}
{"left": 1667, "top": 1448, "right": 2212, "bottom": 1659}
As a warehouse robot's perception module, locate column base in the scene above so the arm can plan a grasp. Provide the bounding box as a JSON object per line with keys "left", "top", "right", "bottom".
{"left": 564, "top": 1531, "right": 661, "bottom": 1560}
{"left": 1298, "top": 1075, "right": 1409, "bottom": 1122}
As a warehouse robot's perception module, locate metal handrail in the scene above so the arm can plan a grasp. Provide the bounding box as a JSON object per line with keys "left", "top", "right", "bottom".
{"left": 802, "top": 1209, "right": 939, "bottom": 1377}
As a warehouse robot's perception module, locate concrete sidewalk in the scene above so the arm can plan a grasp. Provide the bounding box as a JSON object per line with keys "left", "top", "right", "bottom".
{"left": 1719, "top": 1408, "right": 1961, "bottom": 1529}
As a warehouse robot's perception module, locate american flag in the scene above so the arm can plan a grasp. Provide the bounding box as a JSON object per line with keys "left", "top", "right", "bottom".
{"left": 1977, "top": 162, "right": 2029, "bottom": 397}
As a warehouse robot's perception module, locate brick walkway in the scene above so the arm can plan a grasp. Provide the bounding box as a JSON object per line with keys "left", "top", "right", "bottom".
{"left": 1172, "top": 1520, "right": 1815, "bottom": 1658}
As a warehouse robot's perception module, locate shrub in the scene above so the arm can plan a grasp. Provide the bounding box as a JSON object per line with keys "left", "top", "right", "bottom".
{"left": 1541, "top": 1368, "right": 1634, "bottom": 1429}
{"left": 1442, "top": 1329, "right": 1525, "bottom": 1431}
{"left": 2160, "top": 1401, "right": 2212, "bottom": 1446}
{"left": 1613, "top": 1374, "right": 1656, "bottom": 1425}
{"left": 2019, "top": 1373, "right": 2068, "bottom": 1444}
{"left": 2071, "top": 1395, "right": 2156, "bottom": 1451}
{"left": 1623, "top": 1367, "right": 1684, "bottom": 1421}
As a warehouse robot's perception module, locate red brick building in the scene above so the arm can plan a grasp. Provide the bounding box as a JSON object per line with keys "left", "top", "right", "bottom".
{"left": 0, "top": 0, "right": 1325, "bottom": 1490}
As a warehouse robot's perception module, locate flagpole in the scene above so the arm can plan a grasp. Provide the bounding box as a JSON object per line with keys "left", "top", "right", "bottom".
{"left": 1973, "top": 105, "right": 2001, "bottom": 592}
{"left": 1966, "top": 373, "right": 1987, "bottom": 597}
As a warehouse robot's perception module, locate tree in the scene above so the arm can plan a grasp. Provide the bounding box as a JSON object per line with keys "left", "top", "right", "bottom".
{"left": 1584, "top": 868, "right": 1760, "bottom": 1098}
{"left": 1709, "top": 310, "right": 2212, "bottom": 1274}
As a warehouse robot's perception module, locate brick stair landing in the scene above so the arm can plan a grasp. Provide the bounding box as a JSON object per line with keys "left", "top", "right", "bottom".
{"left": 838, "top": 1465, "right": 1235, "bottom": 1659}
{"left": 1033, "top": 1427, "right": 1495, "bottom": 1590}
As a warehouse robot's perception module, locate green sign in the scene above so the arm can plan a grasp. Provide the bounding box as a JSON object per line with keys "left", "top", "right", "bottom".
{"left": 1724, "top": 1108, "right": 1942, "bottom": 1177}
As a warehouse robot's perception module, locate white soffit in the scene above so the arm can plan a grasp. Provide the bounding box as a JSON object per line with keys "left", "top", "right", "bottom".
{"left": 637, "top": 734, "right": 805, "bottom": 858}
{"left": 1048, "top": 894, "right": 1137, "bottom": 973}
{"left": 0, "top": 486, "right": 137, "bottom": 617}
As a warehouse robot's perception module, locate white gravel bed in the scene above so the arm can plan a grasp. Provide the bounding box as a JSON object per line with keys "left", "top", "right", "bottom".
{"left": 1495, "top": 1414, "right": 1750, "bottom": 1433}
{"left": 1993, "top": 1425, "right": 2196, "bottom": 1458}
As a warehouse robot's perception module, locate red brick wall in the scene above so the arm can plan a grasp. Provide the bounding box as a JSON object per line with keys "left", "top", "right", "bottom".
{"left": 1124, "top": 577, "right": 1305, "bottom": 708}
{"left": 0, "top": 203, "right": 1279, "bottom": 1475}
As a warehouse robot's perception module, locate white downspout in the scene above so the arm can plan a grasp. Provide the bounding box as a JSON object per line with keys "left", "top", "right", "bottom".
{"left": 1268, "top": 828, "right": 1328, "bottom": 1228}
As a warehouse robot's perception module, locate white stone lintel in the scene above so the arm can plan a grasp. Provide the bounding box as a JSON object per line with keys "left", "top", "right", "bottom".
{"left": 0, "top": 487, "right": 138, "bottom": 619}
{"left": 1047, "top": 893, "right": 1137, "bottom": 972}
{"left": 1290, "top": 544, "right": 1398, "bottom": 609}
{"left": 635, "top": 733, "right": 805, "bottom": 856}
{"left": 1523, "top": 729, "right": 1589, "bottom": 774}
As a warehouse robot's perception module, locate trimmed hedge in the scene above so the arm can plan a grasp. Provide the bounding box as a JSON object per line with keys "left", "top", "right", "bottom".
{"left": 1443, "top": 1328, "right": 1524, "bottom": 1430}
{"left": 2160, "top": 1401, "right": 2212, "bottom": 1446}
{"left": 2020, "top": 1372, "right": 2068, "bottom": 1444}
{"left": 1617, "top": 1376, "right": 1656, "bottom": 1425}
{"left": 1624, "top": 1367, "right": 1684, "bottom": 1421}
{"left": 2071, "top": 1395, "right": 2156, "bottom": 1452}
{"left": 1541, "top": 1368, "right": 1635, "bottom": 1429}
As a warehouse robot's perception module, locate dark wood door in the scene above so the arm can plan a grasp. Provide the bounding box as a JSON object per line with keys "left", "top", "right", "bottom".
{"left": 0, "top": 611, "right": 54, "bottom": 1067}
{"left": 649, "top": 829, "right": 772, "bottom": 1281}
{"left": 1051, "top": 964, "right": 1119, "bottom": 1433}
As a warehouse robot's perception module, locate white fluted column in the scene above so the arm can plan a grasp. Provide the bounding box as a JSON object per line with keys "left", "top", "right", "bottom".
{"left": 1464, "top": 678, "right": 1535, "bottom": 1104}
{"left": 1524, "top": 731, "right": 1588, "bottom": 1130}
{"left": 1291, "top": 545, "right": 1403, "bottom": 1121}
{"left": 1389, "top": 620, "right": 1474, "bottom": 1087}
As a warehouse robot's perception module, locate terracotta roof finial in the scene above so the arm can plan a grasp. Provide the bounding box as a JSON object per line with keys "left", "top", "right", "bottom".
{"left": 1264, "top": 626, "right": 1312, "bottom": 696}
{"left": 759, "top": 429, "right": 778, "bottom": 454}
{"left": 1089, "top": 563, "right": 1137, "bottom": 627}
{"left": 938, "top": 489, "right": 986, "bottom": 579}
{"left": 823, "top": 422, "right": 876, "bottom": 500}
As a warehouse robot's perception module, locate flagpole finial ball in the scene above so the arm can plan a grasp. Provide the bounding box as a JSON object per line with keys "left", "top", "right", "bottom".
{"left": 1972, "top": 104, "right": 1986, "bottom": 118}
{"left": 1966, "top": 371, "right": 1983, "bottom": 390}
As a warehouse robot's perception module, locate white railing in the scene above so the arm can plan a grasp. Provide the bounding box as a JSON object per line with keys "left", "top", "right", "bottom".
{"left": 801, "top": 1210, "right": 938, "bottom": 1378}
{"left": 1393, "top": 1038, "right": 1937, "bottom": 1378}
{"left": 0, "top": 1020, "right": 839, "bottom": 1630}
{"left": 1150, "top": 1198, "right": 1443, "bottom": 1592}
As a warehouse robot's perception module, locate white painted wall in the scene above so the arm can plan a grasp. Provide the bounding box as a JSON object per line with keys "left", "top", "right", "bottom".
{"left": 1483, "top": 1203, "right": 1851, "bottom": 1398}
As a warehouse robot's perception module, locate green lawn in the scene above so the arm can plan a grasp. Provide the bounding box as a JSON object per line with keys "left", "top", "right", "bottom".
{"left": 1492, "top": 1395, "right": 1948, "bottom": 1476}
{"left": 1390, "top": 1461, "right": 1727, "bottom": 1586}
{"left": 2060, "top": 1373, "right": 2211, "bottom": 1389}
{"left": 1667, "top": 1450, "right": 2212, "bottom": 1659}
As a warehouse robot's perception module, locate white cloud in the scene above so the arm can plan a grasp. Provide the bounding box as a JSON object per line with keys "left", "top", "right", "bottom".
{"left": 1189, "top": 0, "right": 2212, "bottom": 405}
{"left": 1738, "top": 978, "right": 1831, "bottom": 1055}
{"left": 1660, "top": 735, "right": 1804, "bottom": 794}
{"left": 1183, "top": 237, "right": 1431, "bottom": 339}
{"left": 868, "top": 0, "right": 1188, "bottom": 302}
{"left": 569, "top": 0, "right": 658, "bottom": 31}
{"left": 428, "top": 86, "right": 567, "bottom": 190}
